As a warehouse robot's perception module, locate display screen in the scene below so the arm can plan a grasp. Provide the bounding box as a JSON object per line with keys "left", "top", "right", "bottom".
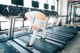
{"left": 32, "top": 1, "right": 39, "bottom": 8}
{"left": 51, "top": 5, "right": 55, "bottom": 10}
{"left": 44, "top": 3, "right": 49, "bottom": 9}
{"left": 11, "top": 0, "right": 24, "bottom": 6}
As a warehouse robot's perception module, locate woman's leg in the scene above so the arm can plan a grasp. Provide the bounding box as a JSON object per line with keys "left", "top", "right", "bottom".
{"left": 28, "top": 19, "right": 34, "bottom": 33}
{"left": 41, "top": 20, "right": 46, "bottom": 38}
{"left": 29, "top": 19, "right": 41, "bottom": 46}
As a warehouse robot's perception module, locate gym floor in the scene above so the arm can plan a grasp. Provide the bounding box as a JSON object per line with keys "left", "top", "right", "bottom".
{"left": 61, "top": 31, "right": 80, "bottom": 53}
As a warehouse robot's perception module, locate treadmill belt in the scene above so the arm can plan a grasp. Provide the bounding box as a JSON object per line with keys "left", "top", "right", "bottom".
{"left": 48, "top": 28, "right": 77, "bottom": 35}
{"left": 14, "top": 30, "right": 28, "bottom": 38}
{"left": 54, "top": 26, "right": 78, "bottom": 31}
{"left": 0, "top": 42, "right": 18, "bottom": 53}
{"left": 7, "top": 40, "right": 30, "bottom": 53}
{"left": 14, "top": 35, "right": 62, "bottom": 53}
{"left": 54, "top": 29, "right": 77, "bottom": 35}
{"left": 37, "top": 32, "right": 69, "bottom": 44}
{"left": 46, "top": 29, "right": 74, "bottom": 38}
{"left": 53, "top": 27, "right": 78, "bottom": 33}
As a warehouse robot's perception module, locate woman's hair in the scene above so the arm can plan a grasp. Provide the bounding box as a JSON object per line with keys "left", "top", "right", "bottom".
{"left": 22, "top": 14, "right": 28, "bottom": 20}
{"left": 22, "top": 14, "right": 25, "bottom": 18}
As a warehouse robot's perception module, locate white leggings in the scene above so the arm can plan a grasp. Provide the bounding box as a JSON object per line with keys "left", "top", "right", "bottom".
{"left": 29, "top": 18, "right": 46, "bottom": 46}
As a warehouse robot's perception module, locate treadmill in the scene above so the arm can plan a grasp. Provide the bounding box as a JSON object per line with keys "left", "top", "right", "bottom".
{"left": 52, "top": 27, "right": 78, "bottom": 35}
{"left": 0, "top": 34, "right": 19, "bottom": 53}
{"left": 46, "top": 28, "right": 77, "bottom": 38}
{"left": 37, "top": 26, "right": 78, "bottom": 44}
{"left": 13, "top": 30, "right": 64, "bottom": 53}
{"left": 37, "top": 31, "right": 70, "bottom": 44}
{"left": 0, "top": 34, "right": 30, "bottom": 53}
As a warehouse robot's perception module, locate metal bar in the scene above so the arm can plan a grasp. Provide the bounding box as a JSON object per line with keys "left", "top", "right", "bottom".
{"left": 73, "top": 5, "right": 76, "bottom": 21}
{"left": 66, "top": 2, "right": 69, "bottom": 24}
{"left": 8, "top": 17, "right": 13, "bottom": 39}
{"left": 69, "top": 3, "right": 72, "bottom": 24}
{"left": 0, "top": 21, "right": 1, "bottom": 31}
{"left": 57, "top": 0, "right": 59, "bottom": 14}
{"left": 11, "top": 17, "right": 15, "bottom": 39}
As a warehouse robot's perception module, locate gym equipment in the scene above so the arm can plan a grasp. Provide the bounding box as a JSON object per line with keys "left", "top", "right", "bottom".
{"left": 55, "top": 26, "right": 78, "bottom": 31}
{"left": 14, "top": 29, "right": 69, "bottom": 44}
{"left": 14, "top": 30, "right": 28, "bottom": 38}
{"left": 46, "top": 26, "right": 78, "bottom": 39}
{"left": 0, "top": 34, "right": 19, "bottom": 53}
{"left": 43, "top": 10, "right": 50, "bottom": 17}
{"left": 13, "top": 30, "right": 63, "bottom": 46}
{"left": 51, "top": 5, "right": 55, "bottom": 10}
{"left": 13, "top": 32, "right": 64, "bottom": 53}
{"left": 37, "top": 32, "right": 70, "bottom": 44}
{"left": 44, "top": 0, "right": 49, "bottom": 9}
{"left": 52, "top": 26, "right": 78, "bottom": 35}
{"left": 46, "top": 29, "right": 74, "bottom": 39}
{"left": 38, "top": 26, "right": 78, "bottom": 44}
{"left": 0, "top": 42, "right": 19, "bottom": 53}
{"left": 9, "top": 6, "right": 29, "bottom": 16}
{"left": 47, "top": 26, "right": 78, "bottom": 34}
{"left": 0, "top": 34, "right": 30, "bottom": 53}
{"left": 66, "top": 0, "right": 80, "bottom": 24}
{"left": 30, "top": 8, "right": 43, "bottom": 13}
{"left": 0, "top": 34, "right": 8, "bottom": 43}
{"left": 32, "top": 1, "right": 39, "bottom": 8}
{"left": 44, "top": 3, "right": 49, "bottom": 9}
{"left": 0, "top": 4, "right": 9, "bottom": 16}
{"left": 11, "top": 0, "right": 24, "bottom": 6}
{"left": 51, "top": 0, "right": 55, "bottom": 11}
{"left": 7, "top": 40, "right": 30, "bottom": 53}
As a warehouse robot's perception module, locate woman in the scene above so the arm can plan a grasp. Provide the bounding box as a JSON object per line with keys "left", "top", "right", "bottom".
{"left": 23, "top": 11, "right": 47, "bottom": 47}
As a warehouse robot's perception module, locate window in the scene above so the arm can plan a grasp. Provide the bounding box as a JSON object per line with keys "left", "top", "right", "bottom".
{"left": 0, "top": 0, "right": 11, "bottom": 5}
{"left": 0, "top": 16, "right": 24, "bottom": 30}
{"left": 24, "top": 20, "right": 30, "bottom": 26}
{"left": 0, "top": 16, "right": 10, "bottom": 30}
{"left": 15, "top": 18, "right": 23, "bottom": 28}
{"left": 24, "top": 0, "right": 32, "bottom": 7}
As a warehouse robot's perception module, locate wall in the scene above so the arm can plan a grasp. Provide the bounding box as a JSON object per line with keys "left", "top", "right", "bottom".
{"left": 58, "top": 0, "right": 68, "bottom": 25}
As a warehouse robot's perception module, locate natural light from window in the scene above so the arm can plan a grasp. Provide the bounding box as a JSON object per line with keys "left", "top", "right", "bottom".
{"left": 0, "top": 0, "right": 57, "bottom": 30}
